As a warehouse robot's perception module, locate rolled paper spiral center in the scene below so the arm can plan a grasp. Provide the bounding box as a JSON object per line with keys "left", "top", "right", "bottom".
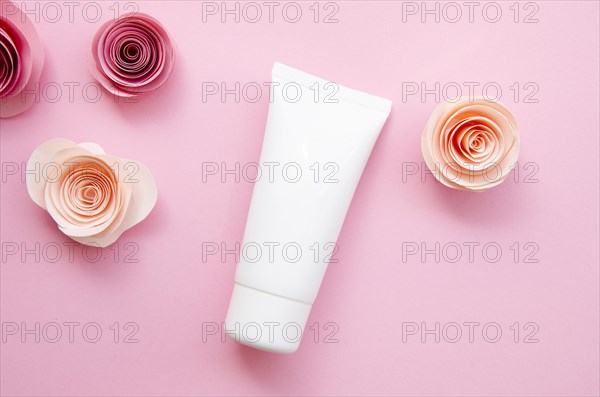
{"left": 92, "top": 13, "right": 174, "bottom": 96}
{"left": 0, "top": 26, "right": 20, "bottom": 98}
{"left": 59, "top": 160, "right": 119, "bottom": 221}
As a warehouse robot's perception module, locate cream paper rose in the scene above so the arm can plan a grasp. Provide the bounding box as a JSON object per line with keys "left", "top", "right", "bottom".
{"left": 421, "top": 97, "right": 520, "bottom": 191}
{"left": 26, "top": 138, "right": 157, "bottom": 247}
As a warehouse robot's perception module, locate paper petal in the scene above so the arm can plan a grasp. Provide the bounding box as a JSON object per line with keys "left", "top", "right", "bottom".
{"left": 78, "top": 142, "right": 106, "bottom": 155}
{"left": 26, "top": 138, "right": 78, "bottom": 208}
{"left": 97, "top": 154, "right": 158, "bottom": 233}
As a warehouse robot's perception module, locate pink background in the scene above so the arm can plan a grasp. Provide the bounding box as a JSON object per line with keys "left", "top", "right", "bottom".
{"left": 1, "top": 1, "right": 599, "bottom": 396}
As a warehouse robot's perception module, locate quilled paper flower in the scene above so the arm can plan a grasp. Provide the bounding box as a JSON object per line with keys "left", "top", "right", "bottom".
{"left": 90, "top": 12, "right": 175, "bottom": 97}
{"left": 26, "top": 138, "right": 158, "bottom": 247}
{"left": 0, "top": 0, "right": 44, "bottom": 118}
{"left": 421, "top": 97, "right": 520, "bottom": 191}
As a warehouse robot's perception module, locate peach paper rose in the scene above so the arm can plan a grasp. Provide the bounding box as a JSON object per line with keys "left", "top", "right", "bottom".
{"left": 26, "top": 138, "right": 157, "bottom": 247}
{"left": 421, "top": 97, "right": 520, "bottom": 191}
{"left": 0, "top": 0, "right": 44, "bottom": 118}
{"left": 90, "top": 13, "right": 175, "bottom": 97}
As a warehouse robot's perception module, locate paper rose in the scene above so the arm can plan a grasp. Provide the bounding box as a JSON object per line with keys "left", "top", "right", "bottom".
{"left": 90, "top": 12, "right": 175, "bottom": 97}
{"left": 26, "top": 138, "right": 158, "bottom": 247}
{"left": 421, "top": 97, "right": 520, "bottom": 191}
{"left": 0, "top": 0, "right": 44, "bottom": 118}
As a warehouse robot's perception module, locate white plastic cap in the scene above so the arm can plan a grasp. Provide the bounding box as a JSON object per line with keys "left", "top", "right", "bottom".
{"left": 225, "top": 283, "right": 312, "bottom": 354}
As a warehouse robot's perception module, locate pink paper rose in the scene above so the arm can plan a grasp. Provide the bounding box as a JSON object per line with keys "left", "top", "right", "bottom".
{"left": 421, "top": 97, "right": 520, "bottom": 191}
{"left": 0, "top": 0, "right": 44, "bottom": 118}
{"left": 26, "top": 138, "right": 158, "bottom": 247}
{"left": 90, "top": 12, "right": 175, "bottom": 97}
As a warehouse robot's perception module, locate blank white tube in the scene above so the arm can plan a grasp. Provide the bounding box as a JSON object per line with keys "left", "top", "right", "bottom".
{"left": 225, "top": 63, "right": 392, "bottom": 353}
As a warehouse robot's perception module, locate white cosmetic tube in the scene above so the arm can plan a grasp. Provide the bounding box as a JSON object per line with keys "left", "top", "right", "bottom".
{"left": 225, "top": 63, "right": 392, "bottom": 353}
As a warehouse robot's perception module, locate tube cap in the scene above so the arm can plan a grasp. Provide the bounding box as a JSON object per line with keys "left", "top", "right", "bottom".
{"left": 225, "top": 283, "right": 312, "bottom": 354}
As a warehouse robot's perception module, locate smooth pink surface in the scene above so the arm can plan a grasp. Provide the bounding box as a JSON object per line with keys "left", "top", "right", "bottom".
{"left": 1, "top": 1, "right": 599, "bottom": 396}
